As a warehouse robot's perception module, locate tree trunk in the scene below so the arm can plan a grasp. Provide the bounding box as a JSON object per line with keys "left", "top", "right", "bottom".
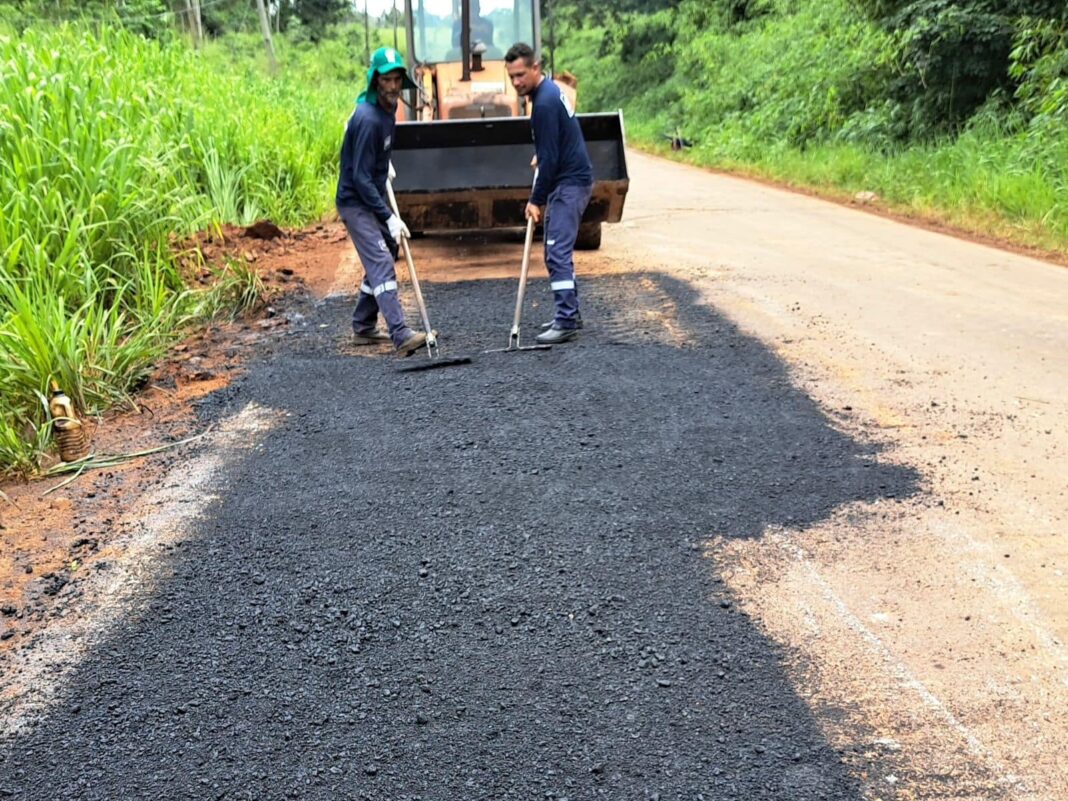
{"left": 255, "top": 0, "right": 279, "bottom": 74}
{"left": 191, "top": 0, "right": 203, "bottom": 48}
{"left": 182, "top": 0, "right": 194, "bottom": 43}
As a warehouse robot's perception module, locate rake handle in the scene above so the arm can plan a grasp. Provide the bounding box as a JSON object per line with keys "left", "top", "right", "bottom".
{"left": 510, "top": 216, "right": 536, "bottom": 343}
{"left": 385, "top": 179, "right": 436, "bottom": 349}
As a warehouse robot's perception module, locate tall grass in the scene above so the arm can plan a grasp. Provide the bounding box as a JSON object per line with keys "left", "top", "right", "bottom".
{"left": 0, "top": 22, "right": 354, "bottom": 476}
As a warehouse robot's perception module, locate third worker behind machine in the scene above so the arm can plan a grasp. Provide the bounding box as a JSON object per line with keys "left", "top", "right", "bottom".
{"left": 505, "top": 42, "right": 593, "bottom": 345}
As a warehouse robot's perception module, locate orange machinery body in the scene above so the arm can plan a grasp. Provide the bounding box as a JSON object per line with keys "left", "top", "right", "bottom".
{"left": 395, "top": 61, "right": 578, "bottom": 122}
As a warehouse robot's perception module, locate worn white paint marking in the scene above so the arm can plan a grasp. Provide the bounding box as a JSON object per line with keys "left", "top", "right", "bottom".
{"left": 325, "top": 249, "right": 361, "bottom": 299}
{"left": 0, "top": 403, "right": 281, "bottom": 739}
{"left": 753, "top": 529, "right": 1023, "bottom": 792}
{"left": 927, "top": 518, "right": 1068, "bottom": 685}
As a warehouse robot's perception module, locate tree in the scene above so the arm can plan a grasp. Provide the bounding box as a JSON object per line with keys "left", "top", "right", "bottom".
{"left": 550, "top": 0, "right": 678, "bottom": 28}
{"left": 851, "top": 0, "right": 1068, "bottom": 134}
{"left": 292, "top": 0, "right": 348, "bottom": 42}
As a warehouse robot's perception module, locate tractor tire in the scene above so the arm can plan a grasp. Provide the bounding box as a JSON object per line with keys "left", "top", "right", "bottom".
{"left": 575, "top": 222, "right": 602, "bottom": 251}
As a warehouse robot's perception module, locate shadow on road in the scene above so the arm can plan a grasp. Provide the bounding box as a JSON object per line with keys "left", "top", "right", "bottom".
{"left": 0, "top": 271, "right": 918, "bottom": 800}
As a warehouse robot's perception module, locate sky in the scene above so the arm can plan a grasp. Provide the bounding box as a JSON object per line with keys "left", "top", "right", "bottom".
{"left": 354, "top": 0, "right": 407, "bottom": 15}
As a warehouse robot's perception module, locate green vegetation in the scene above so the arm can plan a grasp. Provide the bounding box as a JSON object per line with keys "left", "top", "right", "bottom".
{"left": 555, "top": 0, "right": 1068, "bottom": 248}
{"left": 1, "top": 0, "right": 1065, "bottom": 478}
{"left": 0, "top": 20, "right": 362, "bottom": 476}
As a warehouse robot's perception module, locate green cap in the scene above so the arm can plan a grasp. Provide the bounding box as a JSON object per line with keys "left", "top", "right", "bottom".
{"left": 357, "top": 46, "right": 418, "bottom": 105}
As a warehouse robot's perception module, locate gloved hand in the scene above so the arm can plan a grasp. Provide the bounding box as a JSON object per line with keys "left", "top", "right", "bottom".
{"left": 388, "top": 160, "right": 396, "bottom": 181}
{"left": 386, "top": 213, "right": 410, "bottom": 244}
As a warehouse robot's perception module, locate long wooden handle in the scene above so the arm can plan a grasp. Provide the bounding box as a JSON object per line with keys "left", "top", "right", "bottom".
{"left": 385, "top": 180, "right": 434, "bottom": 343}
{"left": 511, "top": 217, "right": 536, "bottom": 336}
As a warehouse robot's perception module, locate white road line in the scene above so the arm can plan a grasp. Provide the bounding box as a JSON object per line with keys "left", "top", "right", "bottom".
{"left": 0, "top": 403, "right": 280, "bottom": 739}
{"left": 766, "top": 530, "right": 1024, "bottom": 792}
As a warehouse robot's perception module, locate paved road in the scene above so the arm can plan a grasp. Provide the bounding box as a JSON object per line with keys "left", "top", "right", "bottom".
{"left": 4, "top": 149, "right": 1067, "bottom": 799}
{"left": 0, "top": 272, "right": 913, "bottom": 799}
{"left": 608, "top": 152, "right": 1068, "bottom": 798}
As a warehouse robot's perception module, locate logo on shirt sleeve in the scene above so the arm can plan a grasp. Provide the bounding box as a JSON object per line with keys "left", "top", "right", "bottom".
{"left": 559, "top": 92, "right": 575, "bottom": 118}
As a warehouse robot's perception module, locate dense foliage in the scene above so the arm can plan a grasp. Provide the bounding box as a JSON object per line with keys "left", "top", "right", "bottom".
{"left": 848, "top": 0, "right": 1068, "bottom": 134}
{"left": 0, "top": 0, "right": 1065, "bottom": 476}
{"left": 0, "top": 0, "right": 358, "bottom": 40}
{"left": 558, "top": 0, "right": 1067, "bottom": 140}
{"left": 0, "top": 21, "right": 358, "bottom": 474}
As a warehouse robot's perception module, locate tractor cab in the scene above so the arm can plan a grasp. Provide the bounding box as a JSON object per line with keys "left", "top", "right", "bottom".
{"left": 399, "top": 0, "right": 543, "bottom": 121}
{"left": 390, "top": 0, "right": 628, "bottom": 248}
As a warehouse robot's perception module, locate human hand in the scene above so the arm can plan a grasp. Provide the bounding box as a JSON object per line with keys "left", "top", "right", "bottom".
{"left": 524, "top": 203, "right": 542, "bottom": 223}
{"left": 386, "top": 214, "right": 410, "bottom": 243}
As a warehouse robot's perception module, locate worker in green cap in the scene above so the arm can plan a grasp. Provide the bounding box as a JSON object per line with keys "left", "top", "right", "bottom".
{"left": 335, "top": 47, "right": 425, "bottom": 356}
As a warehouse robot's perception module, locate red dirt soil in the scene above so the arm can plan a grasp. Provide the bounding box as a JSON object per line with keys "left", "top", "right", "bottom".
{"left": 0, "top": 220, "right": 350, "bottom": 651}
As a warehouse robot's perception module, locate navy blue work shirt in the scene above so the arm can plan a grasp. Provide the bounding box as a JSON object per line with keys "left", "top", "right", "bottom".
{"left": 335, "top": 101, "right": 395, "bottom": 222}
{"left": 529, "top": 78, "right": 593, "bottom": 207}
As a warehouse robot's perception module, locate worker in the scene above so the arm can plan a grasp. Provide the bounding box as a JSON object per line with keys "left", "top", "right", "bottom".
{"left": 504, "top": 42, "right": 593, "bottom": 345}
{"left": 451, "top": 0, "right": 495, "bottom": 50}
{"left": 335, "top": 46, "right": 426, "bottom": 357}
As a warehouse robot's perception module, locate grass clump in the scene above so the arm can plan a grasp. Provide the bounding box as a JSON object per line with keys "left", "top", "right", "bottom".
{"left": 0, "top": 21, "right": 354, "bottom": 476}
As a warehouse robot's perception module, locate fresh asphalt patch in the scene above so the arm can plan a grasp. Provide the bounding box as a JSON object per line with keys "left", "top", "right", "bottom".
{"left": 0, "top": 273, "right": 916, "bottom": 800}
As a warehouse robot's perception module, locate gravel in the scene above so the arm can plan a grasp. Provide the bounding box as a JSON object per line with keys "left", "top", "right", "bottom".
{"left": 0, "top": 272, "right": 915, "bottom": 799}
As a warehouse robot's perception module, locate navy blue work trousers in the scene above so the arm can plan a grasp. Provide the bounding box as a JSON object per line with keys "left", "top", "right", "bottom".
{"left": 543, "top": 183, "right": 593, "bottom": 329}
{"left": 337, "top": 204, "right": 413, "bottom": 347}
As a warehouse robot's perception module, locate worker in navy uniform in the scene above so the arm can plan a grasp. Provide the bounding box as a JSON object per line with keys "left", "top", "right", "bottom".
{"left": 336, "top": 46, "right": 425, "bottom": 356}
{"left": 452, "top": 0, "right": 495, "bottom": 51}
{"left": 505, "top": 42, "right": 593, "bottom": 345}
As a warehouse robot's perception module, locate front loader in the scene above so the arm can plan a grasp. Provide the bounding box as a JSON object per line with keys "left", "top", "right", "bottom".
{"left": 388, "top": 0, "right": 628, "bottom": 250}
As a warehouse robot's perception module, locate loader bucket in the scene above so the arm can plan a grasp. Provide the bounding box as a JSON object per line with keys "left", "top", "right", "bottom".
{"left": 390, "top": 112, "right": 628, "bottom": 232}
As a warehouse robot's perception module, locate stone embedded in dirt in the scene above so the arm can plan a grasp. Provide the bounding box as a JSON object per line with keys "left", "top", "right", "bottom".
{"left": 244, "top": 220, "right": 285, "bottom": 240}
{"left": 40, "top": 573, "right": 69, "bottom": 596}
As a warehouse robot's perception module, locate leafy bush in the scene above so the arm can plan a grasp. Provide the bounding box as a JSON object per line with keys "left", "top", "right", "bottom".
{"left": 562, "top": 0, "right": 893, "bottom": 148}
{"left": 0, "top": 22, "right": 354, "bottom": 475}
{"left": 851, "top": 0, "right": 1068, "bottom": 135}
{"left": 1010, "top": 16, "right": 1068, "bottom": 126}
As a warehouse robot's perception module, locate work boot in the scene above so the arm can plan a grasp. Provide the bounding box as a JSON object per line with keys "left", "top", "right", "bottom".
{"left": 541, "top": 317, "right": 583, "bottom": 330}
{"left": 535, "top": 324, "right": 578, "bottom": 345}
{"left": 351, "top": 328, "right": 391, "bottom": 345}
{"left": 396, "top": 330, "right": 428, "bottom": 357}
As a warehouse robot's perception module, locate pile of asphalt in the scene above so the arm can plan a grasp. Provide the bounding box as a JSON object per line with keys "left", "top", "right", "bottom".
{"left": 0, "top": 272, "right": 915, "bottom": 800}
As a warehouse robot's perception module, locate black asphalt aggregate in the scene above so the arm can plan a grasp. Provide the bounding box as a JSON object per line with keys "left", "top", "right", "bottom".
{"left": 0, "top": 270, "right": 916, "bottom": 800}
